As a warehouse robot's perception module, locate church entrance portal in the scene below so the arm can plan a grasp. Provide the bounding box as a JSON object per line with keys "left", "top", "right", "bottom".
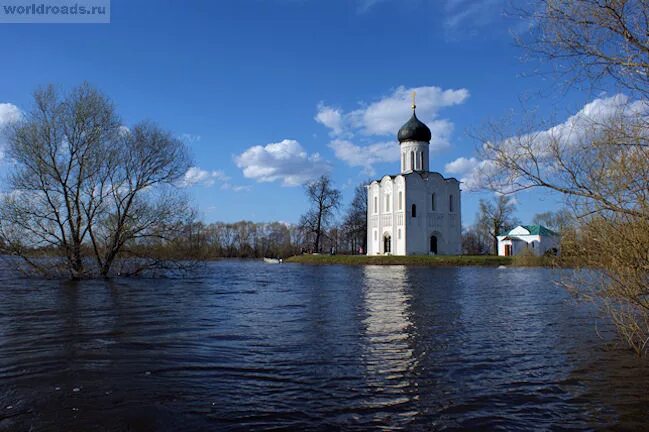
{"left": 383, "top": 234, "right": 392, "bottom": 254}
{"left": 430, "top": 235, "right": 438, "bottom": 255}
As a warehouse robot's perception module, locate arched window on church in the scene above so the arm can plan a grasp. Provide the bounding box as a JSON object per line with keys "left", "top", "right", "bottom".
{"left": 385, "top": 194, "right": 390, "bottom": 212}
{"left": 411, "top": 203, "right": 417, "bottom": 218}
{"left": 449, "top": 194, "right": 454, "bottom": 212}
{"left": 420, "top": 151, "right": 425, "bottom": 170}
{"left": 402, "top": 153, "right": 405, "bottom": 171}
{"left": 398, "top": 191, "right": 403, "bottom": 210}
{"left": 431, "top": 193, "right": 436, "bottom": 211}
{"left": 410, "top": 151, "right": 414, "bottom": 171}
{"left": 374, "top": 196, "right": 378, "bottom": 214}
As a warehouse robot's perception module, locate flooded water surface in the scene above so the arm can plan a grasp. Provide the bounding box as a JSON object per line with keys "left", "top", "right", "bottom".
{"left": 1, "top": 260, "right": 648, "bottom": 431}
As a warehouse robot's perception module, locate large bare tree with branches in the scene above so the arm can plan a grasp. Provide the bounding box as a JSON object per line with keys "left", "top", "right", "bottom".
{"left": 0, "top": 83, "right": 193, "bottom": 279}
{"left": 477, "top": 195, "right": 519, "bottom": 254}
{"left": 481, "top": 0, "right": 649, "bottom": 354}
{"left": 299, "top": 175, "right": 341, "bottom": 253}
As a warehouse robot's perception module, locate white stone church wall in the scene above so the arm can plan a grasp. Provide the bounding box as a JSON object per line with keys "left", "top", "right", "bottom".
{"left": 404, "top": 174, "right": 461, "bottom": 255}
{"left": 367, "top": 176, "right": 407, "bottom": 255}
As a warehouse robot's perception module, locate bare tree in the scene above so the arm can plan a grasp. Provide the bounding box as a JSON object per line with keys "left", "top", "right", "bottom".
{"left": 0, "top": 83, "right": 193, "bottom": 279}
{"left": 203, "top": 221, "right": 300, "bottom": 258}
{"left": 477, "top": 195, "right": 519, "bottom": 254}
{"left": 482, "top": 1, "right": 649, "bottom": 354}
{"left": 532, "top": 208, "right": 575, "bottom": 233}
{"left": 462, "top": 225, "right": 490, "bottom": 255}
{"left": 517, "top": 0, "right": 649, "bottom": 98}
{"left": 342, "top": 182, "right": 368, "bottom": 254}
{"left": 299, "top": 175, "right": 341, "bottom": 253}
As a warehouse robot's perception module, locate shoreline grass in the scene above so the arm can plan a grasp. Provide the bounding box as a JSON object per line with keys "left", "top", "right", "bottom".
{"left": 284, "top": 254, "right": 552, "bottom": 267}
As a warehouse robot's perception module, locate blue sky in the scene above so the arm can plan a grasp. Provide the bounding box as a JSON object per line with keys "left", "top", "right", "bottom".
{"left": 0, "top": 0, "right": 605, "bottom": 225}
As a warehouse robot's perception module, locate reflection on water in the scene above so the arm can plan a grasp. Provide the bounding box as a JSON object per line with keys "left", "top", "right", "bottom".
{"left": 361, "top": 266, "right": 417, "bottom": 425}
{"left": 0, "top": 261, "right": 648, "bottom": 431}
{"left": 362, "top": 266, "right": 413, "bottom": 376}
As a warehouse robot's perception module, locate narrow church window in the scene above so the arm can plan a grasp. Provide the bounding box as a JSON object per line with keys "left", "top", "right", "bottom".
{"left": 374, "top": 196, "right": 378, "bottom": 214}
{"left": 410, "top": 151, "right": 414, "bottom": 171}
{"left": 402, "top": 153, "right": 405, "bottom": 171}
{"left": 398, "top": 228, "right": 401, "bottom": 240}
{"left": 398, "top": 191, "right": 403, "bottom": 210}
{"left": 411, "top": 204, "right": 417, "bottom": 218}
{"left": 421, "top": 151, "right": 424, "bottom": 170}
{"left": 431, "top": 193, "right": 436, "bottom": 211}
{"left": 385, "top": 194, "right": 390, "bottom": 212}
{"left": 449, "top": 194, "right": 454, "bottom": 212}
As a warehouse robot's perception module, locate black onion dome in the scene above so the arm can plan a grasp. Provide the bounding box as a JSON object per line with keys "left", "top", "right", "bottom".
{"left": 397, "top": 111, "right": 431, "bottom": 143}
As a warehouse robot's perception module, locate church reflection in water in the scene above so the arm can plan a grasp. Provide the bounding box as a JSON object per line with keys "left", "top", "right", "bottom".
{"left": 359, "top": 265, "right": 419, "bottom": 422}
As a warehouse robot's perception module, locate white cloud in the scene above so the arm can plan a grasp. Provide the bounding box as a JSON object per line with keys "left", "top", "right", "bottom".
{"left": 539, "top": 94, "right": 648, "bottom": 147}
{"left": 179, "top": 167, "right": 230, "bottom": 188}
{"left": 460, "top": 159, "right": 496, "bottom": 191}
{"left": 0, "top": 103, "right": 21, "bottom": 128}
{"left": 314, "top": 103, "right": 343, "bottom": 136}
{"left": 328, "top": 139, "right": 397, "bottom": 176}
{"left": 316, "top": 85, "right": 468, "bottom": 173}
{"left": 317, "top": 85, "right": 468, "bottom": 139}
{"left": 0, "top": 103, "right": 22, "bottom": 160}
{"left": 426, "top": 119, "right": 456, "bottom": 152}
{"left": 445, "top": 156, "right": 480, "bottom": 175}
{"left": 350, "top": 86, "right": 468, "bottom": 136}
{"left": 235, "top": 139, "right": 330, "bottom": 186}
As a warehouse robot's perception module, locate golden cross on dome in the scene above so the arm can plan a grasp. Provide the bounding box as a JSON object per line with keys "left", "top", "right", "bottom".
{"left": 411, "top": 91, "right": 416, "bottom": 111}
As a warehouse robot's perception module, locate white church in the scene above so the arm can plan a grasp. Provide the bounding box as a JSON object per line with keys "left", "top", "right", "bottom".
{"left": 367, "top": 98, "right": 462, "bottom": 256}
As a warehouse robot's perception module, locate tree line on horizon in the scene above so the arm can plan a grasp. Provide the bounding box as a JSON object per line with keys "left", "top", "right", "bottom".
{"left": 152, "top": 217, "right": 366, "bottom": 260}
{"left": 107, "top": 174, "right": 578, "bottom": 261}
{"left": 172, "top": 175, "right": 368, "bottom": 259}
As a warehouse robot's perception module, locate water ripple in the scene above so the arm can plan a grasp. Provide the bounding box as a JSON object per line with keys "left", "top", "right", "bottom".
{"left": 0, "top": 261, "right": 647, "bottom": 431}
